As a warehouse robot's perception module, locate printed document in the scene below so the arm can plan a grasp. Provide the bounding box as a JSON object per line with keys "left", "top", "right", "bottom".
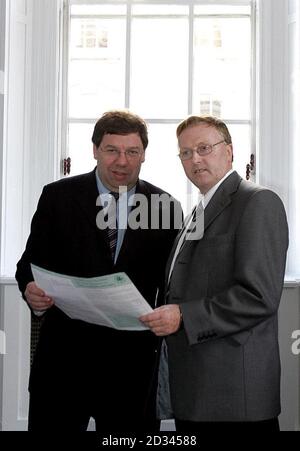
{"left": 31, "top": 264, "right": 153, "bottom": 331}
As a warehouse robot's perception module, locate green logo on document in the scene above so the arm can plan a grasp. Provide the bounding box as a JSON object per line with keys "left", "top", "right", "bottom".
{"left": 115, "top": 274, "right": 124, "bottom": 284}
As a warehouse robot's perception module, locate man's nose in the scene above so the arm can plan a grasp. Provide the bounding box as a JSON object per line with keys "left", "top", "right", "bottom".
{"left": 115, "top": 151, "right": 128, "bottom": 165}
{"left": 191, "top": 149, "right": 203, "bottom": 163}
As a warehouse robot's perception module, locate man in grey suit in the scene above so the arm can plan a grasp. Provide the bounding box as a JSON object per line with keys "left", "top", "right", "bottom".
{"left": 141, "top": 116, "right": 289, "bottom": 432}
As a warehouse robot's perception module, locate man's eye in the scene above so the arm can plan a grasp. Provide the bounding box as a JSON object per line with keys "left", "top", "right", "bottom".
{"left": 107, "top": 149, "right": 118, "bottom": 154}
{"left": 127, "top": 150, "right": 139, "bottom": 156}
{"left": 199, "top": 145, "right": 209, "bottom": 153}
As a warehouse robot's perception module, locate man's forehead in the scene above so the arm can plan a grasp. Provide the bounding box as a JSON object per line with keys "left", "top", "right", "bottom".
{"left": 179, "top": 124, "right": 220, "bottom": 142}
{"left": 102, "top": 133, "right": 143, "bottom": 145}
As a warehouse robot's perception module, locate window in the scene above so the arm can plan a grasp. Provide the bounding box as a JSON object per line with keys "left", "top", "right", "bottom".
{"left": 63, "top": 0, "right": 255, "bottom": 214}
{"left": 77, "top": 20, "right": 108, "bottom": 48}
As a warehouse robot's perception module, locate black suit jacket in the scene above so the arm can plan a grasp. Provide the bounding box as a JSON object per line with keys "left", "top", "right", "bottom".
{"left": 16, "top": 169, "right": 180, "bottom": 422}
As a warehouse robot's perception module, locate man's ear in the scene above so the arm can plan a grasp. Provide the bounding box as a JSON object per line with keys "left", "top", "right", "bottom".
{"left": 227, "top": 144, "right": 234, "bottom": 163}
{"left": 93, "top": 144, "right": 98, "bottom": 160}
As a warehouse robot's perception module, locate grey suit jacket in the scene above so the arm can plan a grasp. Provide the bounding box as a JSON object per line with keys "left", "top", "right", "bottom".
{"left": 166, "top": 171, "right": 289, "bottom": 422}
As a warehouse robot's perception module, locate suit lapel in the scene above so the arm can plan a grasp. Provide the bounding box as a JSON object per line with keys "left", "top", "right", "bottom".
{"left": 75, "top": 168, "right": 111, "bottom": 258}
{"left": 204, "top": 171, "right": 242, "bottom": 232}
{"left": 75, "top": 169, "right": 101, "bottom": 227}
{"left": 164, "top": 209, "right": 194, "bottom": 279}
{"left": 166, "top": 172, "right": 242, "bottom": 284}
{"left": 204, "top": 191, "right": 232, "bottom": 232}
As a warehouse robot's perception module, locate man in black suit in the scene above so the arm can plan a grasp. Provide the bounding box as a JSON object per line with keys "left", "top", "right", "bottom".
{"left": 141, "top": 115, "right": 288, "bottom": 432}
{"left": 15, "top": 110, "right": 181, "bottom": 431}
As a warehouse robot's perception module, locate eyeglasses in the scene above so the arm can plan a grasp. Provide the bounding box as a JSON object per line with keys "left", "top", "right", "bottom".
{"left": 178, "top": 140, "right": 226, "bottom": 161}
{"left": 99, "top": 146, "right": 143, "bottom": 160}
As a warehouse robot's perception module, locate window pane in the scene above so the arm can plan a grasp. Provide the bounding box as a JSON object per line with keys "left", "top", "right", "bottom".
{"left": 193, "top": 18, "right": 251, "bottom": 120}
{"left": 130, "top": 18, "right": 189, "bottom": 118}
{"left": 139, "top": 123, "right": 190, "bottom": 213}
{"left": 194, "top": 5, "right": 251, "bottom": 15}
{"left": 68, "top": 123, "right": 95, "bottom": 176}
{"left": 65, "top": 3, "right": 254, "bottom": 210}
{"left": 71, "top": 5, "right": 126, "bottom": 16}
{"left": 288, "top": 0, "right": 297, "bottom": 15}
{"left": 230, "top": 123, "right": 251, "bottom": 179}
{"left": 132, "top": 5, "right": 188, "bottom": 15}
{"left": 69, "top": 18, "right": 126, "bottom": 118}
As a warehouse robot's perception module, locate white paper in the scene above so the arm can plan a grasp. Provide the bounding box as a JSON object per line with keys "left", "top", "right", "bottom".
{"left": 31, "top": 264, "right": 153, "bottom": 331}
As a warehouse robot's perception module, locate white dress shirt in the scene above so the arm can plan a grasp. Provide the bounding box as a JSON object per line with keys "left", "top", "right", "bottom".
{"left": 167, "top": 169, "right": 234, "bottom": 284}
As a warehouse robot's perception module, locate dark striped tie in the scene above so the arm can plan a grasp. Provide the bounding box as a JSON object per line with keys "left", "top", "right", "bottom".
{"left": 107, "top": 192, "right": 119, "bottom": 262}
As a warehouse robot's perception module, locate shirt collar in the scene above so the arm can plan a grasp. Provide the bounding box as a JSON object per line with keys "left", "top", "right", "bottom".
{"left": 202, "top": 168, "right": 234, "bottom": 209}
{"left": 95, "top": 170, "right": 136, "bottom": 197}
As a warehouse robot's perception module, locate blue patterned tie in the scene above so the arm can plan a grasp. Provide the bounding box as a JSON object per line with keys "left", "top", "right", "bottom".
{"left": 107, "top": 192, "right": 119, "bottom": 262}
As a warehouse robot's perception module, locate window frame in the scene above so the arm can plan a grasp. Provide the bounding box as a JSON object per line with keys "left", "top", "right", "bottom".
{"left": 61, "top": 0, "right": 256, "bottom": 211}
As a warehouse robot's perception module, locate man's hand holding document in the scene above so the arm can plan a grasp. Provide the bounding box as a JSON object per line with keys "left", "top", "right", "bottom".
{"left": 31, "top": 264, "right": 153, "bottom": 331}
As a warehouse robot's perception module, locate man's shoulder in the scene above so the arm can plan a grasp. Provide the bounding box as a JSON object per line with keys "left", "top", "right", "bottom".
{"left": 234, "top": 176, "right": 285, "bottom": 211}
{"left": 43, "top": 170, "right": 95, "bottom": 193}
{"left": 238, "top": 177, "right": 281, "bottom": 199}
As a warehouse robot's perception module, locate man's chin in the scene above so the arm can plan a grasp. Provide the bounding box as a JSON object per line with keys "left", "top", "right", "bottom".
{"left": 111, "top": 176, "right": 129, "bottom": 186}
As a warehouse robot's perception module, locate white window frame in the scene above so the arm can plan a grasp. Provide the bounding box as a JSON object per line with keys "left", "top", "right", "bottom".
{"left": 1, "top": 0, "right": 299, "bottom": 279}
{"left": 62, "top": 0, "right": 256, "bottom": 208}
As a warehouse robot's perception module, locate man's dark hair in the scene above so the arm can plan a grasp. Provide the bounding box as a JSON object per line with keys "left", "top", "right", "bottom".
{"left": 92, "top": 110, "right": 148, "bottom": 149}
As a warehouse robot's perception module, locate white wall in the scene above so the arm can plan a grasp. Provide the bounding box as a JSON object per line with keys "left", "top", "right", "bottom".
{"left": 257, "top": 0, "right": 300, "bottom": 278}
{"left": 0, "top": 0, "right": 33, "bottom": 277}
{"left": 0, "top": 0, "right": 6, "bottom": 278}
{"left": 28, "top": 0, "right": 62, "bottom": 203}
{"left": 278, "top": 283, "right": 300, "bottom": 430}
{"left": 0, "top": 0, "right": 62, "bottom": 278}
{"left": 0, "top": 0, "right": 7, "bottom": 426}
{"left": 0, "top": 281, "right": 30, "bottom": 431}
{"left": 0, "top": 0, "right": 61, "bottom": 430}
